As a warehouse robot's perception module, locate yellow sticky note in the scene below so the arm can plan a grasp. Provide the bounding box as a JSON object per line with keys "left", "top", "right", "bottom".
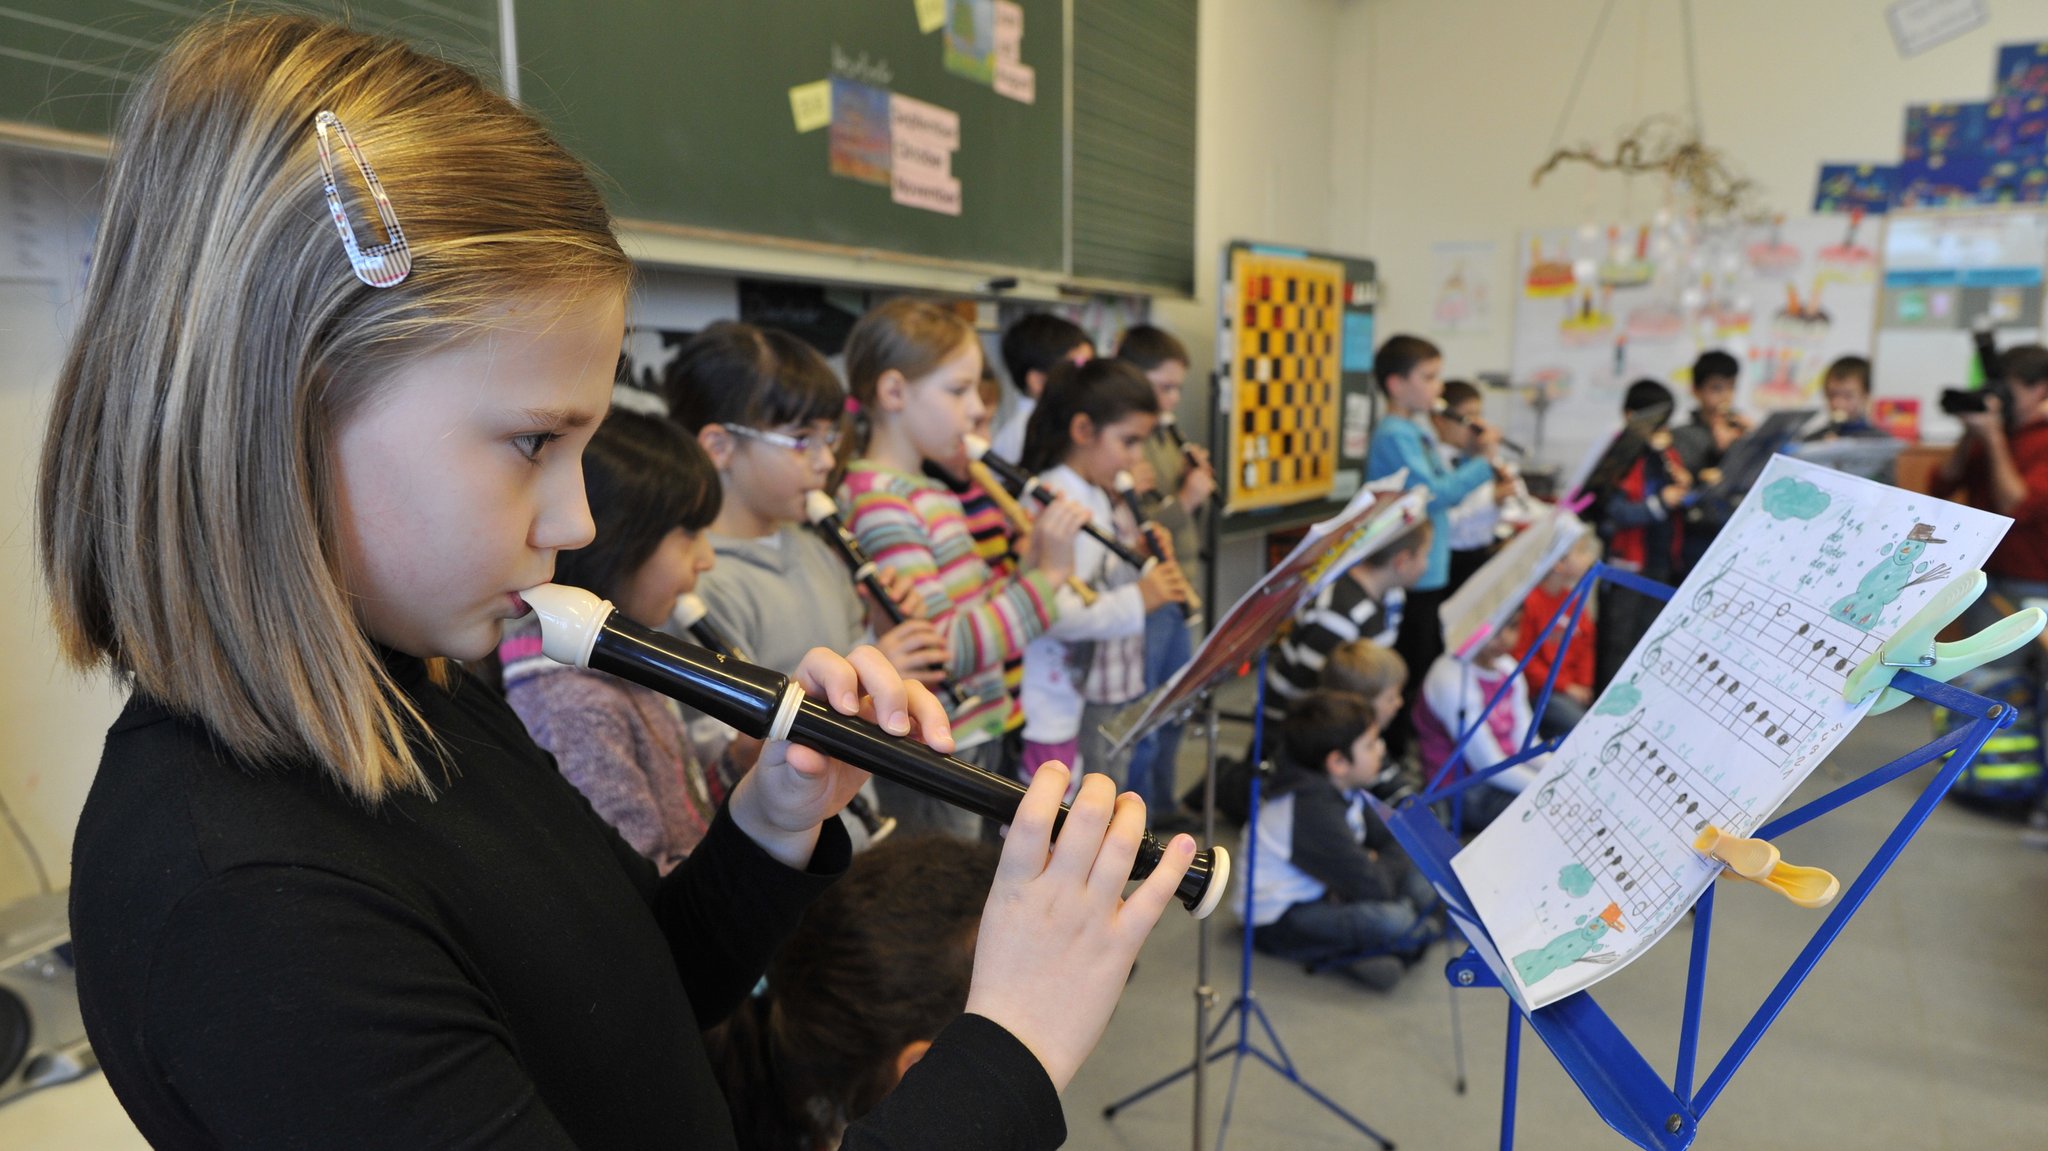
{"left": 915, "top": 0, "right": 946, "bottom": 34}
{"left": 789, "top": 80, "right": 832, "bottom": 133}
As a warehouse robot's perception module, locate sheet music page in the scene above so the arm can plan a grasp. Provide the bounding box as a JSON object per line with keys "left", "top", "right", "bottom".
{"left": 1440, "top": 507, "right": 1587, "bottom": 658}
{"left": 1452, "top": 456, "right": 2010, "bottom": 1009}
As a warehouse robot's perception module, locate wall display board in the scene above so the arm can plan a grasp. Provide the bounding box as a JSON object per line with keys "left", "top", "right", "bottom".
{"left": 1508, "top": 217, "right": 1881, "bottom": 476}
{"left": 1876, "top": 209, "right": 2048, "bottom": 440}
{"left": 1214, "top": 241, "right": 1379, "bottom": 538}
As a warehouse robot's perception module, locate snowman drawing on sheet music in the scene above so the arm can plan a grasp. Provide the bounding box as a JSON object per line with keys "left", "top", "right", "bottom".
{"left": 1830, "top": 523, "right": 1952, "bottom": 632}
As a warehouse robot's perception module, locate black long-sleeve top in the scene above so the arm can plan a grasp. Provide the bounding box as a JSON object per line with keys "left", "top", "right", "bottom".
{"left": 69, "top": 653, "right": 1065, "bottom": 1149}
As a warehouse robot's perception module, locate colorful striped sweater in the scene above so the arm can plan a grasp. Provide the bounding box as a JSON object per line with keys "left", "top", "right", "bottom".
{"left": 926, "top": 461, "right": 1028, "bottom": 733}
{"left": 841, "top": 460, "right": 1061, "bottom": 748}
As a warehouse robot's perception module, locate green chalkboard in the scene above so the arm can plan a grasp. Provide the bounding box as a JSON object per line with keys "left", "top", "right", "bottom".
{"left": 0, "top": 1, "right": 502, "bottom": 139}
{"left": 514, "top": 0, "right": 1066, "bottom": 273}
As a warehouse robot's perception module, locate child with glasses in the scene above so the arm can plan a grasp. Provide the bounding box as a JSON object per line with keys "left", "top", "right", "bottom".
{"left": 666, "top": 322, "right": 946, "bottom": 686}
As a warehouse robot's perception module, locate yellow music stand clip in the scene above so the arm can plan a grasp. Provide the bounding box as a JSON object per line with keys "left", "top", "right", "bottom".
{"left": 1842, "top": 570, "right": 2047, "bottom": 715}
{"left": 1694, "top": 825, "right": 1841, "bottom": 909}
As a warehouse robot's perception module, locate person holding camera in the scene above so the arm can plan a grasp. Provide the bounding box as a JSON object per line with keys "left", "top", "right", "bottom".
{"left": 1937, "top": 344, "right": 2048, "bottom": 851}
{"left": 1938, "top": 344, "right": 2048, "bottom": 598}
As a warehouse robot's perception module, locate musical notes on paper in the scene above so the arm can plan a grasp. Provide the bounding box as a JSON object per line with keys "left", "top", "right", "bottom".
{"left": 1452, "top": 456, "right": 2010, "bottom": 1010}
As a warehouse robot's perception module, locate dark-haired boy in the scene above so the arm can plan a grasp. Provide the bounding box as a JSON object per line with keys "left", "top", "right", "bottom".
{"left": 1267, "top": 520, "right": 1432, "bottom": 718}
{"left": 1671, "top": 349, "right": 1748, "bottom": 573}
{"left": 1365, "top": 334, "right": 1501, "bottom": 731}
{"left": 993, "top": 312, "right": 1093, "bottom": 461}
{"left": 1242, "top": 690, "right": 1437, "bottom": 988}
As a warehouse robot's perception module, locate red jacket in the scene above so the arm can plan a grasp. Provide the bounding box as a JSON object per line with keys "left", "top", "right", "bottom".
{"left": 1516, "top": 582, "right": 1595, "bottom": 695}
{"left": 1959, "top": 421, "right": 2048, "bottom": 583}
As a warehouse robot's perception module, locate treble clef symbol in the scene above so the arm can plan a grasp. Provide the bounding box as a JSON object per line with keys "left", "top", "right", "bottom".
{"left": 1689, "top": 556, "right": 1737, "bottom": 614}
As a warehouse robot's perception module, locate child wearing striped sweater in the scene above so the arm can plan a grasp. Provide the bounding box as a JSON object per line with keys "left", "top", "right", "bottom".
{"left": 839, "top": 299, "right": 1090, "bottom": 837}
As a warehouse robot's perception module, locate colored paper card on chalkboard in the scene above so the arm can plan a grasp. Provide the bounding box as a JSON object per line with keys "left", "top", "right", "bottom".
{"left": 891, "top": 93, "right": 960, "bottom": 153}
{"left": 945, "top": 0, "right": 996, "bottom": 84}
{"left": 994, "top": 0, "right": 1024, "bottom": 62}
{"left": 1813, "top": 164, "right": 1895, "bottom": 215}
{"left": 893, "top": 168, "right": 962, "bottom": 215}
{"left": 915, "top": 0, "right": 947, "bottom": 35}
{"left": 829, "top": 78, "right": 893, "bottom": 186}
{"left": 994, "top": 60, "right": 1036, "bottom": 104}
{"left": 1342, "top": 311, "right": 1375, "bottom": 373}
{"left": 789, "top": 80, "right": 833, "bottom": 133}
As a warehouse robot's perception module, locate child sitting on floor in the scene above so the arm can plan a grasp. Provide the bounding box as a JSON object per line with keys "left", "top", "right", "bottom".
{"left": 1242, "top": 691, "right": 1438, "bottom": 989}
{"left": 1415, "top": 609, "right": 1551, "bottom": 832}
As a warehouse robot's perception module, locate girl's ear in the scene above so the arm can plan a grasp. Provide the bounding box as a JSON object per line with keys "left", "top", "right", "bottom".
{"left": 1069, "top": 411, "right": 1098, "bottom": 448}
{"left": 875, "top": 368, "right": 911, "bottom": 413}
{"left": 698, "top": 424, "right": 735, "bottom": 470}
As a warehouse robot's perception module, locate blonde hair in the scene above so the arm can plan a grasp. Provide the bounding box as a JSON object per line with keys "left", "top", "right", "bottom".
{"left": 1323, "top": 640, "right": 1407, "bottom": 700}
{"left": 840, "top": 297, "right": 978, "bottom": 465}
{"left": 37, "top": 15, "right": 630, "bottom": 804}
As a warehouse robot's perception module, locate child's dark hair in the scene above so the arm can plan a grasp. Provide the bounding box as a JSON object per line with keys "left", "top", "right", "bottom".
{"left": 709, "top": 837, "right": 1000, "bottom": 1150}
{"left": 1691, "top": 349, "right": 1739, "bottom": 386}
{"left": 1823, "top": 355, "right": 1871, "bottom": 394}
{"left": 1000, "top": 312, "right": 1091, "bottom": 397}
{"left": 1441, "top": 378, "right": 1481, "bottom": 409}
{"left": 2001, "top": 344, "right": 2048, "bottom": 387}
{"left": 1019, "top": 357, "right": 1160, "bottom": 474}
{"left": 663, "top": 321, "right": 844, "bottom": 434}
{"left": 1623, "top": 378, "right": 1675, "bottom": 424}
{"left": 551, "top": 411, "right": 720, "bottom": 602}
{"left": 1116, "top": 324, "right": 1190, "bottom": 371}
{"left": 1373, "top": 334, "right": 1441, "bottom": 395}
{"left": 1282, "top": 690, "right": 1377, "bottom": 770}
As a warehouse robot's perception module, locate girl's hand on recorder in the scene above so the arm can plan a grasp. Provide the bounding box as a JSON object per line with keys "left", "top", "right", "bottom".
{"left": 965, "top": 766, "right": 1195, "bottom": 1092}
{"left": 1022, "top": 495, "right": 1088, "bottom": 587}
{"left": 875, "top": 619, "right": 949, "bottom": 687}
{"left": 727, "top": 645, "right": 952, "bottom": 868}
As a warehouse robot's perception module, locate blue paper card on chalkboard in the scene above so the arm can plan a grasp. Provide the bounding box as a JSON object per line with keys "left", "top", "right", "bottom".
{"left": 1342, "top": 311, "right": 1375, "bottom": 373}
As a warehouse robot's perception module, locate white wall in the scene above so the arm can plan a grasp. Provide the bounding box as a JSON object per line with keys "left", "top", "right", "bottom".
{"left": 1156, "top": 0, "right": 1347, "bottom": 600}
{"left": 1338, "top": 0, "right": 2048, "bottom": 379}
{"left": 0, "top": 152, "right": 122, "bottom": 910}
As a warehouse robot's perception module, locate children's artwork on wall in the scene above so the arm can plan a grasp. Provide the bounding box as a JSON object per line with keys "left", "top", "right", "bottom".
{"left": 1991, "top": 41, "right": 2048, "bottom": 152}
{"left": 828, "top": 77, "right": 894, "bottom": 186}
{"left": 1813, "top": 165, "right": 1895, "bottom": 215}
{"left": 1510, "top": 218, "right": 1880, "bottom": 474}
{"left": 1431, "top": 240, "right": 1495, "bottom": 334}
{"left": 943, "top": 0, "right": 996, "bottom": 84}
{"left": 1452, "top": 456, "right": 2010, "bottom": 1010}
{"left": 1904, "top": 102, "right": 1990, "bottom": 166}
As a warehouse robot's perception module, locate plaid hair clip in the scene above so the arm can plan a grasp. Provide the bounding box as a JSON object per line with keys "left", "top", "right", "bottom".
{"left": 313, "top": 110, "right": 411, "bottom": 288}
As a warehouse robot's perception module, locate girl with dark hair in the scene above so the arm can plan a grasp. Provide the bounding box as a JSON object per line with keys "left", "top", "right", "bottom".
{"left": 710, "top": 837, "right": 1000, "bottom": 1150}
{"left": 1020, "top": 359, "right": 1193, "bottom": 786}
{"left": 497, "top": 410, "right": 734, "bottom": 871}
{"left": 666, "top": 321, "right": 945, "bottom": 685}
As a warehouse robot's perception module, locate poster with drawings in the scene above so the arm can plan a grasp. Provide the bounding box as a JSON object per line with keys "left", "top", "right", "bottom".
{"left": 1507, "top": 217, "right": 1880, "bottom": 484}
{"left": 1451, "top": 456, "right": 2009, "bottom": 1010}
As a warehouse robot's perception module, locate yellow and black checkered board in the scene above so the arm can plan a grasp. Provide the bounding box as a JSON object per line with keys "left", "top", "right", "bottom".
{"left": 1225, "top": 250, "right": 1344, "bottom": 514}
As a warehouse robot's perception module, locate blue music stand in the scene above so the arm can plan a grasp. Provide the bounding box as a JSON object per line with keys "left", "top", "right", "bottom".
{"left": 1103, "top": 656, "right": 1397, "bottom": 1151}
{"left": 1378, "top": 561, "right": 2033, "bottom": 1150}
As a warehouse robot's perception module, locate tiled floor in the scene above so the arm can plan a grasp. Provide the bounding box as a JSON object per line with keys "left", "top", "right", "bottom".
{"left": 1063, "top": 696, "right": 2048, "bottom": 1150}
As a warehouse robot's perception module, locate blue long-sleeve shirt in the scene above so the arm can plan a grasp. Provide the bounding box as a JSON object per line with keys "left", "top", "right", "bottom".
{"left": 1365, "top": 415, "right": 1495, "bottom": 591}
